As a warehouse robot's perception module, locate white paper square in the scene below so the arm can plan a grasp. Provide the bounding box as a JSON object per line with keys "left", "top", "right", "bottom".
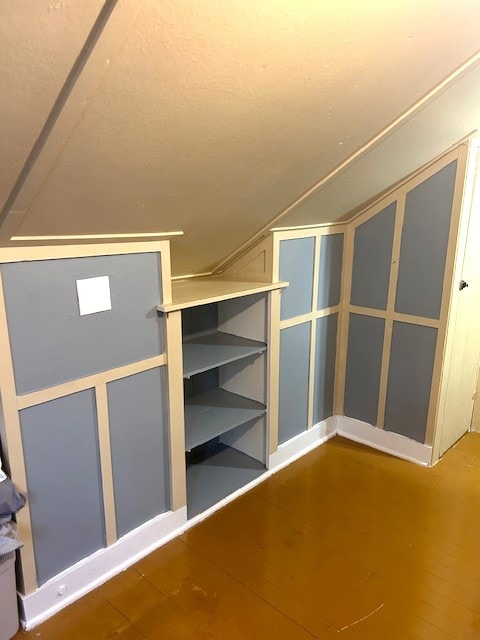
{"left": 76, "top": 276, "right": 112, "bottom": 316}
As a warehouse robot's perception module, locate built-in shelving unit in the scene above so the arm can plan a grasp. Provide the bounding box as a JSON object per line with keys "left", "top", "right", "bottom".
{"left": 159, "top": 277, "right": 286, "bottom": 519}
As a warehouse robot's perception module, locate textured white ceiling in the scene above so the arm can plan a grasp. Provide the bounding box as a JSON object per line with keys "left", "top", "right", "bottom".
{"left": 0, "top": 0, "right": 105, "bottom": 211}
{"left": 2, "top": 0, "right": 480, "bottom": 275}
{"left": 276, "top": 60, "right": 480, "bottom": 230}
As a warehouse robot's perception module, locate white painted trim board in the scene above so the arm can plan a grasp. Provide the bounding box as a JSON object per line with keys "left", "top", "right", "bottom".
{"left": 20, "top": 508, "right": 187, "bottom": 629}
{"left": 268, "top": 417, "right": 338, "bottom": 471}
{"left": 337, "top": 415, "right": 432, "bottom": 466}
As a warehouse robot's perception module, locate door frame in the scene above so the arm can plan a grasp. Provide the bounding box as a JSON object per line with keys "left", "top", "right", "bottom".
{"left": 432, "top": 137, "right": 480, "bottom": 463}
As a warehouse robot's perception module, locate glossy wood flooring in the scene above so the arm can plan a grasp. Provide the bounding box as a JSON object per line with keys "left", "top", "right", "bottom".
{"left": 14, "top": 433, "right": 480, "bottom": 639}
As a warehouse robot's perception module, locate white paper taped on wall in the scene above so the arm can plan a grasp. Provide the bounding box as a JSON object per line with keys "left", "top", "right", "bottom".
{"left": 76, "top": 276, "right": 112, "bottom": 316}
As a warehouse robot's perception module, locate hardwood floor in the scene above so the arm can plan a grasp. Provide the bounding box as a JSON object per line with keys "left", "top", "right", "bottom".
{"left": 14, "top": 433, "right": 480, "bottom": 639}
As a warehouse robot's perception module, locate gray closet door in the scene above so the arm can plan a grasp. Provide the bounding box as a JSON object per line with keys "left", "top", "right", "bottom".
{"left": 395, "top": 160, "right": 457, "bottom": 319}
{"left": 20, "top": 391, "right": 105, "bottom": 585}
{"left": 1, "top": 252, "right": 164, "bottom": 394}
{"left": 384, "top": 322, "right": 437, "bottom": 443}
{"left": 278, "top": 322, "right": 311, "bottom": 444}
{"left": 317, "top": 234, "right": 344, "bottom": 310}
{"left": 344, "top": 314, "right": 385, "bottom": 425}
{"left": 313, "top": 314, "right": 338, "bottom": 423}
{"left": 350, "top": 203, "right": 396, "bottom": 310}
{"left": 279, "top": 238, "right": 315, "bottom": 320}
{"left": 108, "top": 367, "right": 170, "bottom": 537}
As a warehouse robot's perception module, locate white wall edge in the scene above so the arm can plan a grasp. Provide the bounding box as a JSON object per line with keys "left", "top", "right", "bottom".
{"left": 20, "top": 507, "right": 187, "bottom": 630}
{"left": 337, "top": 415, "right": 432, "bottom": 466}
{"left": 268, "top": 416, "right": 338, "bottom": 471}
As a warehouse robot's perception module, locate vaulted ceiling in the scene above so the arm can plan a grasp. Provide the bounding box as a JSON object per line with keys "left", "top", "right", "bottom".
{"left": 1, "top": 1, "right": 480, "bottom": 276}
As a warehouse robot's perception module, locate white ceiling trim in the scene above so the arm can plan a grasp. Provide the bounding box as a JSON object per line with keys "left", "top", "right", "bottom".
{"left": 10, "top": 232, "right": 184, "bottom": 241}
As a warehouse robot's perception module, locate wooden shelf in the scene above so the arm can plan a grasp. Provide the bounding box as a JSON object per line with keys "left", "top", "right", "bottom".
{"left": 157, "top": 277, "right": 288, "bottom": 312}
{"left": 182, "top": 330, "right": 266, "bottom": 378}
{"left": 184, "top": 388, "right": 266, "bottom": 451}
{"left": 186, "top": 443, "right": 266, "bottom": 518}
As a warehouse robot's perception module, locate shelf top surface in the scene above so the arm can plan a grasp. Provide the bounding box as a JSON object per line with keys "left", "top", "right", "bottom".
{"left": 184, "top": 387, "right": 266, "bottom": 451}
{"left": 157, "top": 277, "right": 288, "bottom": 312}
{"left": 183, "top": 330, "right": 266, "bottom": 378}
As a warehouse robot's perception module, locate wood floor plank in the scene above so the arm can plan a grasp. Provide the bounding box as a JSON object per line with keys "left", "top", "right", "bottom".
{"left": 14, "top": 432, "right": 480, "bottom": 640}
{"left": 176, "top": 536, "right": 331, "bottom": 636}
{"left": 299, "top": 508, "right": 480, "bottom": 614}
{"left": 366, "top": 573, "right": 480, "bottom": 634}
{"left": 253, "top": 450, "right": 480, "bottom": 602}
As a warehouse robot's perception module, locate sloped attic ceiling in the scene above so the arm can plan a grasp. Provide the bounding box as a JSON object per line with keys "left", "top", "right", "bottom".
{"left": 1, "top": 1, "right": 480, "bottom": 276}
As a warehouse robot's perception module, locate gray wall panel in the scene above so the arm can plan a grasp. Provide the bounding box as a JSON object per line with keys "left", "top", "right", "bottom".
{"left": 385, "top": 322, "right": 437, "bottom": 443}
{"left": 182, "top": 303, "right": 217, "bottom": 338}
{"left": 279, "top": 238, "right": 315, "bottom": 320}
{"left": 2, "top": 253, "right": 164, "bottom": 394}
{"left": 350, "top": 202, "right": 396, "bottom": 310}
{"left": 184, "top": 369, "right": 219, "bottom": 399}
{"left": 20, "top": 391, "right": 105, "bottom": 585}
{"left": 395, "top": 160, "right": 457, "bottom": 319}
{"left": 279, "top": 322, "right": 310, "bottom": 444}
{"left": 344, "top": 314, "right": 385, "bottom": 425}
{"left": 317, "top": 234, "right": 344, "bottom": 310}
{"left": 313, "top": 314, "right": 338, "bottom": 424}
{"left": 108, "top": 367, "right": 170, "bottom": 537}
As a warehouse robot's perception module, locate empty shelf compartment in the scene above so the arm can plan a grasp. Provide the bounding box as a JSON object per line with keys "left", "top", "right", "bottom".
{"left": 185, "top": 388, "right": 266, "bottom": 451}
{"left": 186, "top": 442, "right": 266, "bottom": 518}
{"left": 183, "top": 330, "right": 266, "bottom": 378}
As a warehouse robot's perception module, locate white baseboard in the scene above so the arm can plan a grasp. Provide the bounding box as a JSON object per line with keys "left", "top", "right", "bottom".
{"left": 20, "top": 507, "right": 187, "bottom": 629}
{"left": 268, "top": 416, "right": 337, "bottom": 471}
{"left": 337, "top": 416, "right": 432, "bottom": 466}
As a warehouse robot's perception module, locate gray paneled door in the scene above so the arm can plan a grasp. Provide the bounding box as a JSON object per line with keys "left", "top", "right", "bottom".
{"left": 384, "top": 323, "right": 437, "bottom": 443}
{"left": 350, "top": 203, "right": 396, "bottom": 310}
{"left": 318, "top": 234, "right": 344, "bottom": 309}
{"left": 279, "top": 237, "right": 315, "bottom": 320}
{"left": 313, "top": 314, "right": 338, "bottom": 423}
{"left": 20, "top": 391, "right": 105, "bottom": 585}
{"left": 395, "top": 161, "right": 457, "bottom": 319}
{"left": 344, "top": 314, "right": 385, "bottom": 426}
{"left": 278, "top": 322, "right": 310, "bottom": 443}
{"left": 108, "top": 368, "right": 170, "bottom": 537}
